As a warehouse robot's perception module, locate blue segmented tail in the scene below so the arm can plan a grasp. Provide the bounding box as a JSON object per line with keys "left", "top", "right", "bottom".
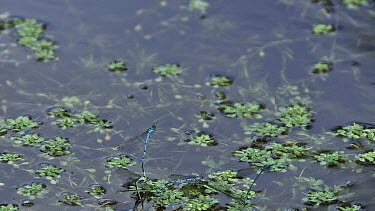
{"left": 161, "top": 174, "right": 204, "bottom": 189}
{"left": 141, "top": 125, "right": 156, "bottom": 178}
{"left": 117, "top": 125, "right": 156, "bottom": 179}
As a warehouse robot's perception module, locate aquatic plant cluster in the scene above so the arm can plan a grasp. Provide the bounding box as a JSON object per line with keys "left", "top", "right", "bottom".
{"left": 0, "top": 0, "right": 374, "bottom": 210}
{"left": 0, "top": 110, "right": 113, "bottom": 208}
{"left": 0, "top": 18, "right": 59, "bottom": 62}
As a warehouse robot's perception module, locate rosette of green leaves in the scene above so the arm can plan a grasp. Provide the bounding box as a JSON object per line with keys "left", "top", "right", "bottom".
{"left": 39, "top": 137, "right": 71, "bottom": 157}
{"left": 6, "top": 116, "right": 39, "bottom": 133}
{"left": 36, "top": 164, "right": 65, "bottom": 184}
{"left": 16, "top": 182, "right": 48, "bottom": 199}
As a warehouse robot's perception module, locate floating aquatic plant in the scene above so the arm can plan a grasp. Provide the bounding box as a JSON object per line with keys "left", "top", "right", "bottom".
{"left": 0, "top": 127, "right": 7, "bottom": 136}
{"left": 75, "top": 111, "right": 112, "bottom": 128}
{"left": 59, "top": 192, "right": 84, "bottom": 206}
{"left": 276, "top": 104, "right": 314, "bottom": 128}
{"left": 16, "top": 182, "right": 48, "bottom": 199}
{"left": 97, "top": 198, "right": 117, "bottom": 207}
{"left": 208, "top": 170, "right": 238, "bottom": 182}
{"left": 297, "top": 177, "right": 354, "bottom": 208}
{"left": 87, "top": 184, "right": 106, "bottom": 196}
{"left": 188, "top": 0, "right": 210, "bottom": 14}
{"left": 151, "top": 186, "right": 186, "bottom": 206}
{"left": 314, "top": 151, "right": 348, "bottom": 167}
{"left": 0, "top": 204, "right": 18, "bottom": 211}
{"left": 342, "top": 0, "right": 369, "bottom": 9}
{"left": 36, "top": 163, "right": 64, "bottom": 184}
{"left": 337, "top": 203, "right": 362, "bottom": 211}
{"left": 312, "top": 62, "right": 333, "bottom": 74}
{"left": 47, "top": 107, "right": 71, "bottom": 118}
{"left": 48, "top": 109, "right": 112, "bottom": 132}
{"left": 105, "top": 155, "right": 136, "bottom": 168}
{"left": 185, "top": 131, "right": 217, "bottom": 146}
{"left": 180, "top": 195, "right": 218, "bottom": 211}
{"left": 356, "top": 151, "right": 375, "bottom": 165}
{"left": 13, "top": 18, "right": 58, "bottom": 61}
{"left": 222, "top": 102, "right": 264, "bottom": 119}
{"left": 207, "top": 75, "right": 233, "bottom": 87}
{"left": 234, "top": 147, "right": 270, "bottom": 164}
{"left": 312, "top": 24, "right": 335, "bottom": 35}
{"left": 6, "top": 115, "right": 39, "bottom": 133}
{"left": 333, "top": 123, "right": 375, "bottom": 142}
{"left": 52, "top": 117, "right": 79, "bottom": 129}
{"left": 235, "top": 142, "right": 307, "bottom": 172}
{"left": 153, "top": 64, "right": 183, "bottom": 77}
{"left": 303, "top": 187, "right": 339, "bottom": 207}
{"left": 107, "top": 60, "right": 127, "bottom": 72}
{"left": 243, "top": 122, "right": 287, "bottom": 137}
{"left": 39, "top": 137, "right": 71, "bottom": 157}
{"left": 196, "top": 111, "right": 216, "bottom": 128}
{"left": 267, "top": 142, "right": 309, "bottom": 159}
{"left": 10, "top": 133, "right": 44, "bottom": 146}
{"left": 0, "top": 153, "right": 24, "bottom": 164}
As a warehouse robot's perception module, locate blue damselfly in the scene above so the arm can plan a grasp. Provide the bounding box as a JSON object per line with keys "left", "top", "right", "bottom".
{"left": 117, "top": 125, "right": 156, "bottom": 178}
{"left": 161, "top": 174, "right": 204, "bottom": 189}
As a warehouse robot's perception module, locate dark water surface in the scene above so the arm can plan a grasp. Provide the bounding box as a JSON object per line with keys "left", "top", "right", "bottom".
{"left": 0, "top": 0, "right": 374, "bottom": 210}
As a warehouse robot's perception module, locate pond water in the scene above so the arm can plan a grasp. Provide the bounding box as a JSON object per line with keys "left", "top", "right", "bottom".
{"left": 0, "top": 0, "right": 374, "bottom": 210}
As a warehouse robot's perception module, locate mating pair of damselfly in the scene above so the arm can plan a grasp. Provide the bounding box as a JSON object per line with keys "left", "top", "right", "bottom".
{"left": 116, "top": 125, "right": 156, "bottom": 178}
